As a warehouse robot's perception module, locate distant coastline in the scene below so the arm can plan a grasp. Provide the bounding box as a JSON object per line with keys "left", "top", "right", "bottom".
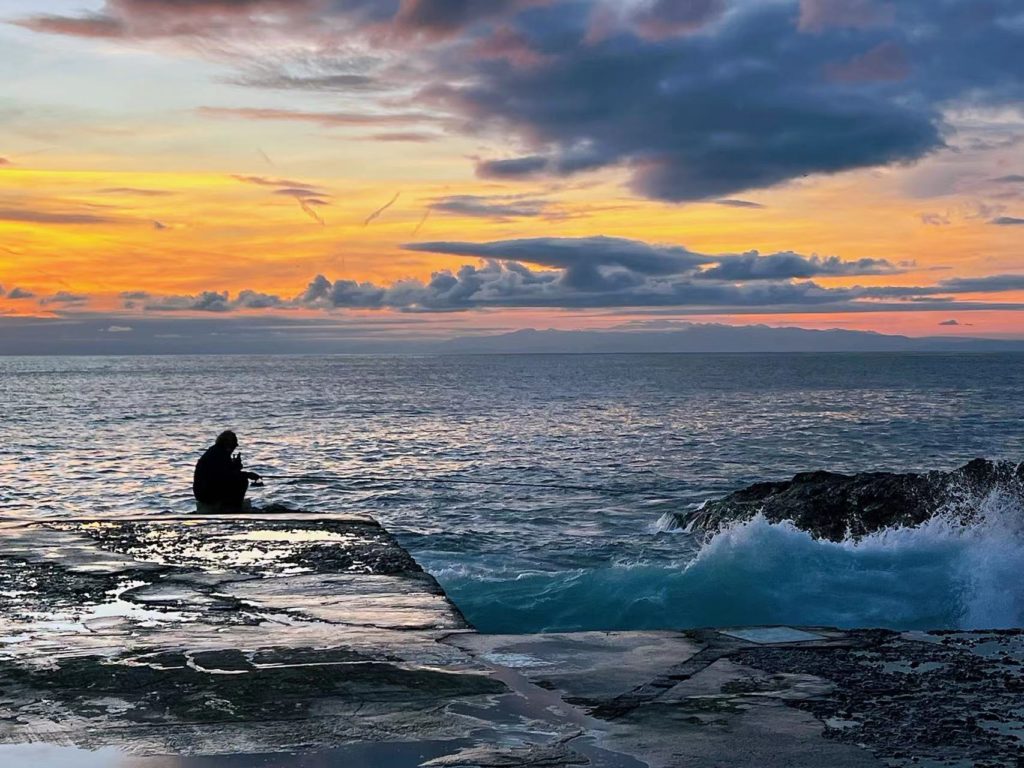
{"left": 1, "top": 317, "right": 1024, "bottom": 355}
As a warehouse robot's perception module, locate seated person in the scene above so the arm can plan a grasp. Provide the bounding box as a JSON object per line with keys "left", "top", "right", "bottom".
{"left": 193, "top": 430, "right": 261, "bottom": 512}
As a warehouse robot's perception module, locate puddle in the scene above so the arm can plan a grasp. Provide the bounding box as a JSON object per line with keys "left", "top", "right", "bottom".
{"left": 0, "top": 741, "right": 477, "bottom": 768}
{"left": 225, "top": 531, "right": 362, "bottom": 544}
{"left": 719, "top": 627, "right": 825, "bottom": 644}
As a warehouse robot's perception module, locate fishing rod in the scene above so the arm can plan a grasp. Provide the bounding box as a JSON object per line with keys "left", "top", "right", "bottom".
{"left": 255, "top": 472, "right": 675, "bottom": 496}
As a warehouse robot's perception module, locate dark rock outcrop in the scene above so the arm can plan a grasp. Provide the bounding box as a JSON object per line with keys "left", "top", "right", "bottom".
{"left": 674, "top": 459, "right": 1024, "bottom": 542}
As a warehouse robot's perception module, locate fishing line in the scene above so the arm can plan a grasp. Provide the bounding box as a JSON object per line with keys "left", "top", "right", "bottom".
{"left": 255, "top": 473, "right": 674, "bottom": 496}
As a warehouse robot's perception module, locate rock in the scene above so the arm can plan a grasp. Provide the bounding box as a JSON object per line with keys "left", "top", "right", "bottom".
{"left": 673, "top": 458, "right": 1024, "bottom": 541}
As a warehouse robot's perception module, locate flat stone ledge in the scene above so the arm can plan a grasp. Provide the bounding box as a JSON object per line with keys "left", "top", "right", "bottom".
{"left": 1, "top": 517, "right": 1022, "bottom": 767}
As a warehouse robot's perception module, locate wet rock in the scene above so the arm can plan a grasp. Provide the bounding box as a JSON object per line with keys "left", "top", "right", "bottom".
{"left": 421, "top": 740, "right": 589, "bottom": 767}
{"left": 674, "top": 458, "right": 1024, "bottom": 541}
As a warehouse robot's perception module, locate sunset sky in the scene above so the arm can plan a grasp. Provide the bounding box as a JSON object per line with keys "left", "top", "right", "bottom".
{"left": 1, "top": 0, "right": 1022, "bottom": 350}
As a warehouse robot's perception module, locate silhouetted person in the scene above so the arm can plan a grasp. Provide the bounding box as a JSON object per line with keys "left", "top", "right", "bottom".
{"left": 193, "top": 430, "right": 262, "bottom": 513}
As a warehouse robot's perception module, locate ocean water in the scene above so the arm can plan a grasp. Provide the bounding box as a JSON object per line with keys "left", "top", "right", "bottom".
{"left": 2, "top": 353, "right": 1023, "bottom": 632}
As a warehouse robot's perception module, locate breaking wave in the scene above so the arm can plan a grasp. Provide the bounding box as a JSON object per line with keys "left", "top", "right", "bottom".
{"left": 435, "top": 490, "right": 1024, "bottom": 634}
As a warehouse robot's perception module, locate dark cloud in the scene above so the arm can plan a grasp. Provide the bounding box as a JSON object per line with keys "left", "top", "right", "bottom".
{"left": 20, "top": 1, "right": 1024, "bottom": 203}
{"left": 934, "top": 274, "right": 1024, "bottom": 294}
{"left": 631, "top": 0, "right": 725, "bottom": 39}
{"left": 992, "top": 216, "right": 1024, "bottom": 226}
{"left": 393, "top": 0, "right": 538, "bottom": 36}
{"left": 798, "top": 0, "right": 895, "bottom": 33}
{"left": 138, "top": 288, "right": 286, "bottom": 312}
{"left": 939, "top": 319, "right": 960, "bottom": 326}
{"left": 447, "top": 3, "right": 953, "bottom": 201}
{"left": 39, "top": 292, "right": 89, "bottom": 305}
{"left": 826, "top": 41, "right": 910, "bottom": 83}
{"left": 993, "top": 175, "right": 1024, "bottom": 183}
{"left": 405, "top": 236, "right": 708, "bottom": 276}
{"left": 430, "top": 194, "right": 550, "bottom": 218}
{"left": 6, "top": 288, "right": 36, "bottom": 300}
{"left": 698, "top": 252, "right": 904, "bottom": 281}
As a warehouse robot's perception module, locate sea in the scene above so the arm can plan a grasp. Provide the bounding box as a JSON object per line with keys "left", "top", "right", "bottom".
{"left": 2, "top": 353, "right": 1023, "bottom": 633}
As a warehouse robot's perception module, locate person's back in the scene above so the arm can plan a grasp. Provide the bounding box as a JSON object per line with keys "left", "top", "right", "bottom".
{"left": 193, "top": 430, "right": 260, "bottom": 512}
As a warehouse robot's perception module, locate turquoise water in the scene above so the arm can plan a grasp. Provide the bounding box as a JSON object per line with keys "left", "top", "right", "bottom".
{"left": 2, "top": 353, "right": 1023, "bottom": 632}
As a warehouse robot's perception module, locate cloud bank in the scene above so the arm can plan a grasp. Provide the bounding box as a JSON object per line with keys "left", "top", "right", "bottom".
{"left": 18, "top": 0, "right": 1024, "bottom": 202}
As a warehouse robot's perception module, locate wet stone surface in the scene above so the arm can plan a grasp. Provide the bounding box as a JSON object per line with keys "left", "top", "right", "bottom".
{"left": 0, "top": 517, "right": 1022, "bottom": 767}
{"left": 732, "top": 629, "right": 1024, "bottom": 767}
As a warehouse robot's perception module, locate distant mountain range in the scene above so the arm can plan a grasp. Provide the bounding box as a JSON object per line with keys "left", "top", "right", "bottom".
{"left": 1, "top": 316, "right": 1023, "bottom": 355}
{"left": 438, "top": 325, "right": 1024, "bottom": 354}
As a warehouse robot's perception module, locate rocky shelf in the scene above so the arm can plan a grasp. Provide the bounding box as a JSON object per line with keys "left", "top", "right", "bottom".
{"left": 0, "top": 513, "right": 1021, "bottom": 767}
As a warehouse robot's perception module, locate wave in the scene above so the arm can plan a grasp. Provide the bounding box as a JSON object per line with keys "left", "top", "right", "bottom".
{"left": 434, "top": 489, "right": 1024, "bottom": 633}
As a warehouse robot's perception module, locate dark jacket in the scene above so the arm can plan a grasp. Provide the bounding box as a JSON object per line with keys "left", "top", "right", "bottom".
{"left": 193, "top": 444, "right": 246, "bottom": 503}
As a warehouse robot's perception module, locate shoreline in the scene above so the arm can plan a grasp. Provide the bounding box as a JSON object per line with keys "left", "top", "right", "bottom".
{"left": 0, "top": 513, "right": 1021, "bottom": 767}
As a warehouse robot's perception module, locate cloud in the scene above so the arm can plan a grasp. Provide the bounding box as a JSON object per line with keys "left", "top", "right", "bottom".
{"left": 403, "top": 236, "right": 904, "bottom": 283}
{"left": 920, "top": 212, "right": 950, "bottom": 226}
{"left": 104, "top": 325, "right": 134, "bottom": 333}
{"left": 6, "top": 288, "right": 36, "bottom": 300}
{"left": 364, "top": 192, "right": 401, "bottom": 225}
{"left": 232, "top": 174, "right": 329, "bottom": 224}
{"left": 992, "top": 216, "right": 1024, "bottom": 226}
{"left": 16, "top": 0, "right": 326, "bottom": 40}
{"left": 393, "top": 0, "right": 539, "bottom": 37}
{"left": 993, "top": 175, "right": 1024, "bottom": 183}
{"left": 39, "top": 292, "right": 89, "bottom": 305}
{"left": 235, "top": 72, "right": 382, "bottom": 92}
{"left": 18, "top": 13, "right": 126, "bottom": 38}
{"left": 448, "top": 3, "right": 953, "bottom": 201}
{"left": 698, "top": 252, "right": 905, "bottom": 281}
{"left": 136, "top": 288, "right": 286, "bottom": 312}
{"left": 939, "top": 319, "right": 960, "bottom": 326}
{"left": 933, "top": 274, "right": 1024, "bottom": 293}
{"left": 20, "top": 1, "right": 1024, "bottom": 204}
{"left": 0, "top": 208, "right": 115, "bottom": 225}
{"left": 368, "top": 132, "right": 439, "bottom": 142}
{"left": 630, "top": 0, "right": 725, "bottom": 39}
{"left": 405, "top": 236, "right": 708, "bottom": 277}
{"left": 98, "top": 187, "right": 173, "bottom": 196}
{"left": 715, "top": 199, "right": 765, "bottom": 209}
{"left": 430, "top": 194, "right": 550, "bottom": 218}
{"left": 827, "top": 41, "right": 910, "bottom": 83}
{"left": 199, "top": 107, "right": 441, "bottom": 128}
{"left": 798, "top": 0, "right": 895, "bottom": 33}
{"left": 0, "top": 157, "right": 10, "bottom": 167}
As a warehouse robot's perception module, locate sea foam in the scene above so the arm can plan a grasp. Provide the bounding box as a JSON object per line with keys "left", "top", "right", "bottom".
{"left": 437, "top": 489, "right": 1024, "bottom": 634}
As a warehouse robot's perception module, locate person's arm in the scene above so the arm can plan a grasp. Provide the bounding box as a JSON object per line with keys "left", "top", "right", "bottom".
{"left": 232, "top": 452, "right": 261, "bottom": 483}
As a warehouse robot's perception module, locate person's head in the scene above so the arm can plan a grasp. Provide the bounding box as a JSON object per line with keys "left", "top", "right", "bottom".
{"left": 215, "top": 430, "right": 239, "bottom": 452}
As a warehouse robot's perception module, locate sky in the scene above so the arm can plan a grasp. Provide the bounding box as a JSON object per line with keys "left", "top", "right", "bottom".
{"left": 0, "top": 0, "right": 1022, "bottom": 350}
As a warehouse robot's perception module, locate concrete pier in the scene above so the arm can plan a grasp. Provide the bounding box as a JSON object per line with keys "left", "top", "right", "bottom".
{"left": 0, "top": 515, "right": 1021, "bottom": 767}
